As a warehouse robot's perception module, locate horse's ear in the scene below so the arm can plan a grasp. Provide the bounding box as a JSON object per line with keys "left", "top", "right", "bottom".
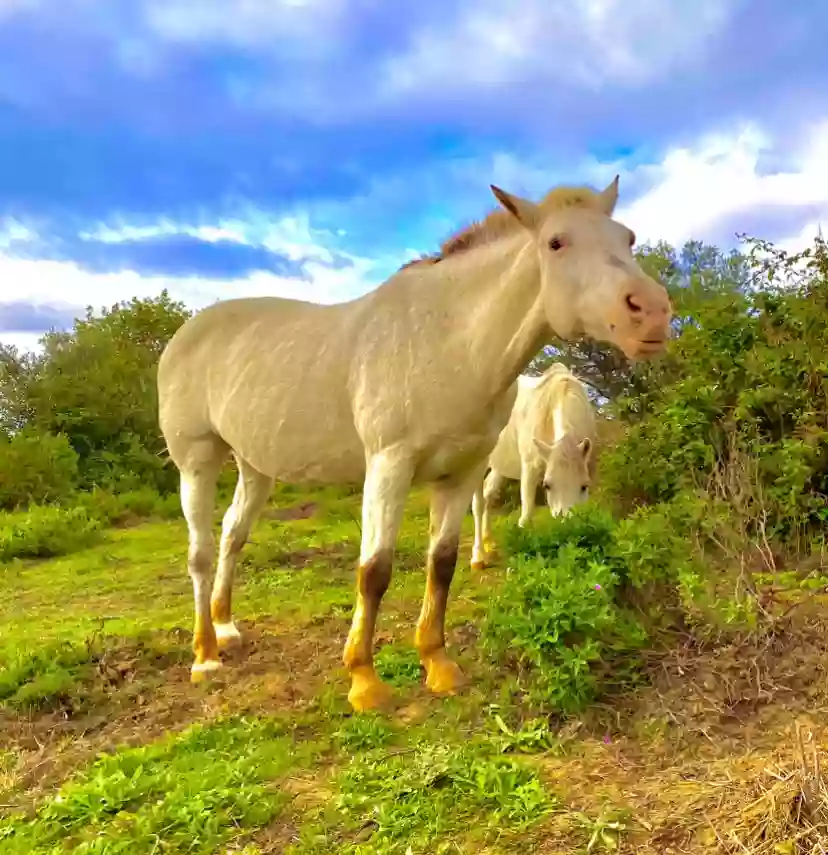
{"left": 597, "top": 175, "right": 619, "bottom": 216}
{"left": 578, "top": 437, "right": 593, "bottom": 460}
{"left": 533, "top": 436, "right": 554, "bottom": 458}
{"left": 490, "top": 185, "right": 540, "bottom": 230}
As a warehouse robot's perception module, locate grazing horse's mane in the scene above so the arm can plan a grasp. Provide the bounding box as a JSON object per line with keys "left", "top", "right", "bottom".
{"left": 398, "top": 184, "right": 608, "bottom": 273}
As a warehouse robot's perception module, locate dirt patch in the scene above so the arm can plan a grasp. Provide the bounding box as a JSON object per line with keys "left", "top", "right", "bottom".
{"left": 244, "top": 541, "right": 349, "bottom": 571}
{"left": 528, "top": 608, "right": 828, "bottom": 853}
{"left": 261, "top": 502, "right": 318, "bottom": 522}
{"left": 0, "top": 616, "right": 349, "bottom": 815}
{"left": 619, "top": 611, "right": 828, "bottom": 752}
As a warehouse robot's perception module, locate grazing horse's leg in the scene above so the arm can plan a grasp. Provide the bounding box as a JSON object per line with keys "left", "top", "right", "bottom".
{"left": 179, "top": 439, "right": 227, "bottom": 683}
{"left": 343, "top": 451, "right": 413, "bottom": 712}
{"left": 518, "top": 458, "right": 541, "bottom": 528}
{"left": 471, "top": 469, "right": 503, "bottom": 569}
{"left": 482, "top": 469, "right": 504, "bottom": 557}
{"left": 470, "top": 480, "right": 487, "bottom": 570}
{"left": 416, "top": 462, "right": 487, "bottom": 695}
{"left": 210, "top": 458, "right": 274, "bottom": 650}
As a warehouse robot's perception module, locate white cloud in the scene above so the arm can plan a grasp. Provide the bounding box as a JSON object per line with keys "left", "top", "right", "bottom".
{"left": 79, "top": 210, "right": 350, "bottom": 267}
{"left": 5, "top": 117, "right": 828, "bottom": 356}
{"left": 142, "top": 0, "right": 345, "bottom": 49}
{"left": 616, "top": 119, "right": 828, "bottom": 250}
{"left": 379, "top": 0, "right": 736, "bottom": 99}
{"left": 0, "top": 215, "right": 404, "bottom": 352}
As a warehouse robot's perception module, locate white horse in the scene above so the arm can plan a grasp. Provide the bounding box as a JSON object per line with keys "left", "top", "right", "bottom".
{"left": 471, "top": 363, "right": 597, "bottom": 569}
{"left": 156, "top": 176, "right": 672, "bottom": 712}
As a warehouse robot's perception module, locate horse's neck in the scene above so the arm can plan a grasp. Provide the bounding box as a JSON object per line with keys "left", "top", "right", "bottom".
{"left": 448, "top": 237, "right": 549, "bottom": 398}
{"left": 557, "top": 383, "right": 596, "bottom": 439}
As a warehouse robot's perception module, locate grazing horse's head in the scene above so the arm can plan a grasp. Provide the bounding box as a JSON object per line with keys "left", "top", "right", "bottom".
{"left": 533, "top": 434, "right": 593, "bottom": 517}
{"left": 489, "top": 177, "right": 672, "bottom": 361}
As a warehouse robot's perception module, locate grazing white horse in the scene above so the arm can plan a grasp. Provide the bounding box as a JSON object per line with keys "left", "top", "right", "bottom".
{"left": 157, "top": 176, "right": 672, "bottom": 712}
{"left": 470, "top": 363, "right": 597, "bottom": 569}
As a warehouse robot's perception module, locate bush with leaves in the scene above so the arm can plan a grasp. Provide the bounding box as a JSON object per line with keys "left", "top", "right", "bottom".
{"left": 12, "top": 291, "right": 190, "bottom": 494}
{"left": 601, "top": 235, "right": 828, "bottom": 545}
{"left": 483, "top": 505, "right": 651, "bottom": 714}
{"left": 0, "top": 505, "right": 102, "bottom": 563}
{"left": 484, "top": 493, "right": 767, "bottom": 714}
{"left": 0, "top": 428, "right": 80, "bottom": 510}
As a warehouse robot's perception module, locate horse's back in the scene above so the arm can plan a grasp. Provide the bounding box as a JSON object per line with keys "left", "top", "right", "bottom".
{"left": 158, "top": 296, "right": 363, "bottom": 480}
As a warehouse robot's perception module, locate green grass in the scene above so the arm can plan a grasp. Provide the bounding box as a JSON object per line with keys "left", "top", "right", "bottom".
{"left": 2, "top": 481, "right": 826, "bottom": 854}
{"left": 0, "top": 716, "right": 317, "bottom": 854}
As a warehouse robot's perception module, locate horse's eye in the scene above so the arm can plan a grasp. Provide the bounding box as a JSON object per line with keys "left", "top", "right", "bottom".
{"left": 548, "top": 236, "right": 565, "bottom": 252}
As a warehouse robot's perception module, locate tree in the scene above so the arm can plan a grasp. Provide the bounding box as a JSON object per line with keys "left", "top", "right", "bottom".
{"left": 21, "top": 291, "right": 192, "bottom": 492}
{"left": 0, "top": 343, "right": 40, "bottom": 437}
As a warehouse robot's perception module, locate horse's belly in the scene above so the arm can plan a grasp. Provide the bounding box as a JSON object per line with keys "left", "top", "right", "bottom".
{"left": 415, "top": 425, "right": 506, "bottom": 484}
{"left": 215, "top": 391, "right": 365, "bottom": 484}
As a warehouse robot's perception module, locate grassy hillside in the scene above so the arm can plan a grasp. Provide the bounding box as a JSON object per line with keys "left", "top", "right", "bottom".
{"left": 1, "top": 483, "right": 827, "bottom": 854}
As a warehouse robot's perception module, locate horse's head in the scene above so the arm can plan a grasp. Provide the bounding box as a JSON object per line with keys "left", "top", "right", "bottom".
{"left": 490, "top": 177, "right": 672, "bottom": 361}
{"left": 534, "top": 434, "right": 593, "bottom": 517}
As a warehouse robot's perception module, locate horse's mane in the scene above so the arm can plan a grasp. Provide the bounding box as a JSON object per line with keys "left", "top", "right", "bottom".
{"left": 397, "top": 184, "right": 609, "bottom": 274}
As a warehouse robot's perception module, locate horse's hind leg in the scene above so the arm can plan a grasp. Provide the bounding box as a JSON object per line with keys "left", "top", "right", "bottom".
{"left": 177, "top": 436, "right": 228, "bottom": 683}
{"left": 416, "top": 460, "right": 488, "bottom": 696}
{"left": 211, "top": 457, "right": 274, "bottom": 650}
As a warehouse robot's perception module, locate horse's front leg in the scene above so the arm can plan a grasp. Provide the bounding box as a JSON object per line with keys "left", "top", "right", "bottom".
{"left": 470, "top": 479, "right": 487, "bottom": 570}
{"left": 518, "top": 458, "right": 541, "bottom": 528}
{"left": 343, "top": 450, "right": 413, "bottom": 713}
{"left": 471, "top": 468, "right": 504, "bottom": 569}
{"left": 416, "top": 462, "right": 487, "bottom": 696}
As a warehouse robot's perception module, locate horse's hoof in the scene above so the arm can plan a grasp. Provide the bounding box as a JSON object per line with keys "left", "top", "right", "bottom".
{"left": 348, "top": 669, "right": 395, "bottom": 713}
{"left": 424, "top": 654, "right": 468, "bottom": 696}
{"left": 190, "top": 659, "right": 223, "bottom": 684}
{"left": 214, "top": 622, "right": 243, "bottom": 652}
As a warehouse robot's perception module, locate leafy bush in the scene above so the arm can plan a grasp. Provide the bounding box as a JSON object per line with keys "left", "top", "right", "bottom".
{"left": 602, "top": 236, "right": 828, "bottom": 546}
{"left": 10, "top": 292, "right": 190, "bottom": 494}
{"left": 0, "top": 505, "right": 102, "bottom": 562}
{"left": 0, "top": 428, "right": 80, "bottom": 510}
{"left": 71, "top": 486, "right": 181, "bottom": 527}
{"left": 484, "top": 495, "right": 766, "bottom": 714}
{"left": 485, "top": 505, "right": 649, "bottom": 714}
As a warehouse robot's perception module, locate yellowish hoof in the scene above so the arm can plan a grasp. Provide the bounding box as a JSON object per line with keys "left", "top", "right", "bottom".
{"left": 348, "top": 667, "right": 395, "bottom": 713}
{"left": 423, "top": 653, "right": 467, "bottom": 696}
{"left": 214, "top": 622, "right": 242, "bottom": 652}
{"left": 190, "top": 659, "right": 222, "bottom": 684}
{"left": 470, "top": 559, "right": 488, "bottom": 571}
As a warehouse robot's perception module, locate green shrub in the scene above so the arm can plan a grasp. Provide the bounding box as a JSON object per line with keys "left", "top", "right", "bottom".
{"left": 602, "top": 236, "right": 828, "bottom": 546}
{"left": 485, "top": 496, "right": 763, "bottom": 714}
{"left": 0, "top": 505, "right": 102, "bottom": 562}
{"left": 485, "top": 504, "right": 649, "bottom": 714}
{"left": 71, "top": 486, "right": 180, "bottom": 526}
{"left": 0, "top": 429, "right": 80, "bottom": 510}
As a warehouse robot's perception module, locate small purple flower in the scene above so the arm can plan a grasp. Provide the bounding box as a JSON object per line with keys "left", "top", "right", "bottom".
{"left": 603, "top": 734, "right": 611, "bottom": 744}
{"left": 594, "top": 583, "right": 602, "bottom": 591}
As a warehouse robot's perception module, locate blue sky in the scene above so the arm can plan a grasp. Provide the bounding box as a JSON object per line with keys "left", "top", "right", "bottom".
{"left": 1, "top": 0, "right": 827, "bottom": 351}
